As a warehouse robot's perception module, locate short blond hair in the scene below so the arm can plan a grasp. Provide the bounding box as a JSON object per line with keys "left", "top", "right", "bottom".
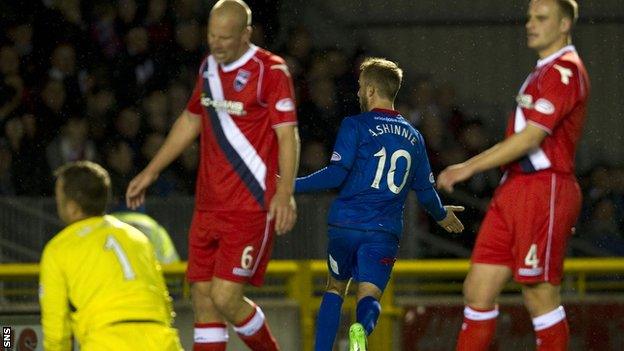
{"left": 557, "top": 0, "right": 578, "bottom": 25}
{"left": 360, "top": 57, "right": 403, "bottom": 100}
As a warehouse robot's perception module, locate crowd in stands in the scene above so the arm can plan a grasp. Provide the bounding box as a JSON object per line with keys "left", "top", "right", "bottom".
{"left": 0, "top": 0, "right": 622, "bottom": 255}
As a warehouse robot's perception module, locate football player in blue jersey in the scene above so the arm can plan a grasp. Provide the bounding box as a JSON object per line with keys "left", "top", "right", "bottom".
{"left": 296, "top": 57, "right": 465, "bottom": 351}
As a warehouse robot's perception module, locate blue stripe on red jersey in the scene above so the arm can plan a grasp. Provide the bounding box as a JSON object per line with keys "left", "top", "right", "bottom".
{"left": 202, "top": 64, "right": 265, "bottom": 207}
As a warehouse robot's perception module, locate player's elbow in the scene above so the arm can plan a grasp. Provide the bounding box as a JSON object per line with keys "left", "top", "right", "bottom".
{"left": 275, "top": 125, "right": 298, "bottom": 144}
{"left": 520, "top": 126, "right": 547, "bottom": 152}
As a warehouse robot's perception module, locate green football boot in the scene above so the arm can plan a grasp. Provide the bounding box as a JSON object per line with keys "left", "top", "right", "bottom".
{"left": 349, "top": 322, "right": 368, "bottom": 351}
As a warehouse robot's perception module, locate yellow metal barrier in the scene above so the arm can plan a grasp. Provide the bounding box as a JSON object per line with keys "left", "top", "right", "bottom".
{"left": 2, "top": 258, "right": 624, "bottom": 351}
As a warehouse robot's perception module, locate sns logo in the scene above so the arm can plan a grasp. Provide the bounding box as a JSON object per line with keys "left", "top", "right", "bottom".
{"left": 2, "top": 326, "right": 12, "bottom": 349}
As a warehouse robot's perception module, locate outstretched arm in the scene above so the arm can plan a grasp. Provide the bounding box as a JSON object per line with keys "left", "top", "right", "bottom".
{"left": 295, "top": 164, "right": 349, "bottom": 193}
{"left": 437, "top": 124, "right": 547, "bottom": 192}
{"left": 126, "top": 109, "right": 201, "bottom": 209}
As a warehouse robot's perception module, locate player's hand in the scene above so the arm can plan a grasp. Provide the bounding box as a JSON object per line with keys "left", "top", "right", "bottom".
{"left": 437, "top": 205, "right": 465, "bottom": 233}
{"left": 269, "top": 191, "right": 297, "bottom": 235}
{"left": 437, "top": 163, "right": 474, "bottom": 193}
{"left": 125, "top": 170, "right": 158, "bottom": 210}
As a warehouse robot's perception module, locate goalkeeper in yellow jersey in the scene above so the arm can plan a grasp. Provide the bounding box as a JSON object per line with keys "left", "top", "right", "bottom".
{"left": 39, "top": 161, "right": 183, "bottom": 351}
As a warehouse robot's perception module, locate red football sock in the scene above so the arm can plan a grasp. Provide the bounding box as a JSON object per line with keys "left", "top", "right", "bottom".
{"left": 456, "top": 306, "right": 498, "bottom": 351}
{"left": 233, "top": 305, "right": 279, "bottom": 351}
{"left": 533, "top": 306, "right": 568, "bottom": 351}
{"left": 193, "top": 322, "right": 228, "bottom": 351}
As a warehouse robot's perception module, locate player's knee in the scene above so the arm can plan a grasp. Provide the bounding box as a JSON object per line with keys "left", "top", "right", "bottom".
{"left": 522, "top": 283, "right": 560, "bottom": 316}
{"left": 325, "top": 279, "right": 348, "bottom": 297}
{"left": 209, "top": 290, "right": 234, "bottom": 312}
{"left": 356, "top": 282, "right": 382, "bottom": 301}
{"left": 463, "top": 281, "right": 495, "bottom": 309}
{"left": 191, "top": 282, "right": 211, "bottom": 298}
{"left": 209, "top": 286, "right": 244, "bottom": 314}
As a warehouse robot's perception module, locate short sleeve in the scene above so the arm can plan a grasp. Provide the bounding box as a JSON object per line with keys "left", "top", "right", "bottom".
{"left": 410, "top": 133, "right": 436, "bottom": 191}
{"left": 264, "top": 56, "right": 298, "bottom": 128}
{"left": 523, "top": 62, "right": 579, "bottom": 133}
{"left": 330, "top": 117, "right": 358, "bottom": 170}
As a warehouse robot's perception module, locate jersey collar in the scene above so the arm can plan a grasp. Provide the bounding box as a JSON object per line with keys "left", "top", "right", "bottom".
{"left": 372, "top": 108, "right": 401, "bottom": 116}
{"left": 536, "top": 45, "right": 576, "bottom": 68}
{"left": 219, "top": 44, "right": 258, "bottom": 73}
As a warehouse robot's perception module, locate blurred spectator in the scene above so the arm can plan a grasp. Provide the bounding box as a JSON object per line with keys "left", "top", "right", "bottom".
{"left": 326, "top": 48, "right": 359, "bottom": 117}
{"left": 104, "top": 139, "right": 137, "bottom": 197}
{"left": 35, "top": 79, "right": 69, "bottom": 143}
{"left": 299, "top": 140, "right": 328, "bottom": 176}
{"left": 579, "top": 197, "right": 624, "bottom": 256}
{"left": 0, "top": 139, "right": 15, "bottom": 195}
{"left": 176, "top": 141, "right": 199, "bottom": 194}
{"left": 457, "top": 120, "right": 499, "bottom": 198}
{"left": 86, "top": 88, "right": 116, "bottom": 144}
{"left": 142, "top": 90, "right": 170, "bottom": 134}
{"left": 4, "top": 115, "right": 51, "bottom": 195}
{"left": 0, "top": 46, "right": 21, "bottom": 77}
{"left": 48, "top": 43, "right": 87, "bottom": 111}
{"left": 611, "top": 167, "right": 624, "bottom": 232}
{"left": 406, "top": 77, "right": 440, "bottom": 126}
{"left": 435, "top": 81, "right": 466, "bottom": 137}
{"left": 111, "top": 209, "right": 181, "bottom": 264}
{"left": 46, "top": 116, "right": 99, "bottom": 171}
{"left": 169, "top": 21, "right": 204, "bottom": 82}
{"left": 141, "top": 132, "right": 179, "bottom": 196}
{"left": 90, "top": 2, "right": 123, "bottom": 60}
{"left": 284, "top": 25, "right": 314, "bottom": 73}
{"left": 167, "top": 80, "right": 190, "bottom": 117}
{"left": 116, "top": 0, "right": 140, "bottom": 35}
{"left": 144, "top": 0, "right": 173, "bottom": 48}
{"left": 114, "top": 27, "right": 163, "bottom": 104}
{"left": 6, "top": 21, "right": 36, "bottom": 83}
{"left": 114, "top": 106, "right": 143, "bottom": 154}
{"left": 298, "top": 78, "right": 341, "bottom": 150}
{"left": 0, "top": 46, "right": 24, "bottom": 125}
{"left": 172, "top": 0, "right": 205, "bottom": 25}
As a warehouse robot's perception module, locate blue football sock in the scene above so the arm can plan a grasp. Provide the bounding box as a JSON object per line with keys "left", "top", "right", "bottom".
{"left": 314, "top": 292, "right": 344, "bottom": 351}
{"left": 356, "top": 296, "right": 381, "bottom": 335}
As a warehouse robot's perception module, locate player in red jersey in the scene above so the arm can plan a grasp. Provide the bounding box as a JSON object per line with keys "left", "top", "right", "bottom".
{"left": 437, "top": 1, "right": 588, "bottom": 350}
{"left": 126, "top": 1, "right": 299, "bottom": 350}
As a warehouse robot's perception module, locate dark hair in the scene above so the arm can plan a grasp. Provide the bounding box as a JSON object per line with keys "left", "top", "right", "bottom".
{"left": 54, "top": 161, "right": 111, "bottom": 216}
{"left": 557, "top": 0, "right": 578, "bottom": 25}
{"left": 359, "top": 57, "right": 403, "bottom": 101}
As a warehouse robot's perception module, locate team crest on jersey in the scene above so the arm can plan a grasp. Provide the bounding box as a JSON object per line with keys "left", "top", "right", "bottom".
{"left": 234, "top": 69, "right": 251, "bottom": 92}
{"left": 516, "top": 94, "right": 533, "bottom": 108}
{"left": 516, "top": 94, "right": 554, "bottom": 115}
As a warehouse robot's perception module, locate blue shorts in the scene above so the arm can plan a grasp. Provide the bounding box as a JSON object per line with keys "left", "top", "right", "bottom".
{"left": 326, "top": 226, "right": 399, "bottom": 291}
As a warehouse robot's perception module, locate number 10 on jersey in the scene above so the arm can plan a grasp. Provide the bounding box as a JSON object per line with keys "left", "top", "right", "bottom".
{"left": 371, "top": 147, "right": 411, "bottom": 194}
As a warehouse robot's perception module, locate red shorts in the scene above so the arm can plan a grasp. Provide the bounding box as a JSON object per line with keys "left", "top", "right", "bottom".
{"left": 186, "top": 210, "right": 275, "bottom": 287}
{"left": 472, "top": 171, "right": 581, "bottom": 285}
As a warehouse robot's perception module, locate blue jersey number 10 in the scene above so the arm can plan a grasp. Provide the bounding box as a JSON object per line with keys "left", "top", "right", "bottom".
{"left": 371, "top": 147, "right": 411, "bottom": 194}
